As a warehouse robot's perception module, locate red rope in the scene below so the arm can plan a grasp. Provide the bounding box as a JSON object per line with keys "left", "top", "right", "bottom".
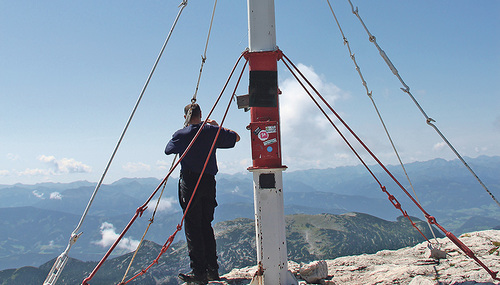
{"left": 83, "top": 48, "right": 498, "bottom": 283}
{"left": 119, "top": 54, "right": 248, "bottom": 285}
{"left": 281, "top": 51, "right": 498, "bottom": 282}
{"left": 280, "top": 54, "right": 429, "bottom": 242}
{"left": 82, "top": 52, "right": 247, "bottom": 285}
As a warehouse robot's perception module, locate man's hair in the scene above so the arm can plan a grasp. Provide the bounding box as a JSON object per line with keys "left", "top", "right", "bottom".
{"left": 184, "top": 103, "right": 201, "bottom": 118}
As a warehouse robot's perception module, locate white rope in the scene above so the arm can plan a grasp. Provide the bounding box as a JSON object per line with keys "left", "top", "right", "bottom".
{"left": 120, "top": 1, "right": 219, "bottom": 280}
{"left": 191, "top": 0, "right": 218, "bottom": 104}
{"left": 347, "top": 0, "right": 500, "bottom": 209}
{"left": 325, "top": 0, "right": 440, "bottom": 243}
{"left": 120, "top": 155, "right": 177, "bottom": 283}
{"left": 43, "top": 2, "right": 189, "bottom": 284}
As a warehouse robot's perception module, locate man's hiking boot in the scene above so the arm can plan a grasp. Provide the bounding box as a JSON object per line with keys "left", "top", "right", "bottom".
{"left": 207, "top": 268, "right": 220, "bottom": 281}
{"left": 178, "top": 271, "right": 208, "bottom": 284}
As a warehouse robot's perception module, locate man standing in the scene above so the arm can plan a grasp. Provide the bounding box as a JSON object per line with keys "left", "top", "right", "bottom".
{"left": 165, "top": 103, "right": 240, "bottom": 284}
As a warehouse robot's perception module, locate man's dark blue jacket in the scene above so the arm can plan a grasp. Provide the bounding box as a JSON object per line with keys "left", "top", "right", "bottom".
{"left": 165, "top": 123, "right": 237, "bottom": 176}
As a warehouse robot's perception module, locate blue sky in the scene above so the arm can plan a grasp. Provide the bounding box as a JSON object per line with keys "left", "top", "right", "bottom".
{"left": 1, "top": 0, "right": 499, "bottom": 185}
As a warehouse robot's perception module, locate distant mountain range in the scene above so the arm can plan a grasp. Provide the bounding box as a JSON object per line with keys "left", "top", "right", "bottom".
{"left": 0, "top": 212, "right": 442, "bottom": 285}
{"left": 0, "top": 155, "right": 499, "bottom": 272}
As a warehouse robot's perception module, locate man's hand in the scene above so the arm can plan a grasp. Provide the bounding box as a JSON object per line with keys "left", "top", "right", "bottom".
{"left": 206, "top": 119, "right": 240, "bottom": 142}
{"left": 206, "top": 119, "right": 219, "bottom": 126}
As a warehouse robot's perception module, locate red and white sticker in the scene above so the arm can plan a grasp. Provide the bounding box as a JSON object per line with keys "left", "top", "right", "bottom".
{"left": 258, "top": 130, "right": 269, "bottom": 141}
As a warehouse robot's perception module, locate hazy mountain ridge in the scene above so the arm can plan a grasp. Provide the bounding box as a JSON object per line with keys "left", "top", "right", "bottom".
{"left": 0, "top": 206, "right": 184, "bottom": 270}
{"left": 0, "top": 156, "right": 499, "bottom": 273}
{"left": 0, "top": 212, "right": 443, "bottom": 285}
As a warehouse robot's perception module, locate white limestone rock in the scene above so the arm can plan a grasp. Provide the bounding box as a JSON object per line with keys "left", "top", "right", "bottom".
{"left": 222, "top": 230, "right": 500, "bottom": 285}
{"left": 325, "top": 230, "right": 499, "bottom": 285}
{"left": 299, "top": 260, "right": 328, "bottom": 283}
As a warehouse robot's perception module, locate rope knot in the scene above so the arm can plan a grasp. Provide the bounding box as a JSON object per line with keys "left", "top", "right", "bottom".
{"left": 136, "top": 206, "right": 147, "bottom": 217}
{"left": 161, "top": 246, "right": 169, "bottom": 254}
{"left": 400, "top": 87, "right": 410, "bottom": 93}
{"left": 380, "top": 186, "right": 387, "bottom": 193}
{"left": 426, "top": 215, "right": 436, "bottom": 225}
{"left": 167, "top": 235, "right": 174, "bottom": 244}
{"left": 388, "top": 194, "right": 402, "bottom": 210}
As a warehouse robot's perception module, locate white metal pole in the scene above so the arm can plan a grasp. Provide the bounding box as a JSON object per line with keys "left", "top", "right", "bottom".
{"left": 249, "top": 169, "right": 296, "bottom": 285}
{"left": 247, "top": 0, "right": 276, "bottom": 52}
{"left": 247, "top": 0, "right": 297, "bottom": 284}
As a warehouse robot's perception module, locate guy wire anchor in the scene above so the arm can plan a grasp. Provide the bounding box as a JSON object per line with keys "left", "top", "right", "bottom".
{"left": 43, "top": 232, "right": 83, "bottom": 285}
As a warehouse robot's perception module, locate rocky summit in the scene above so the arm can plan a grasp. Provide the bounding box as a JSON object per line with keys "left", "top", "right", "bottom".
{"left": 218, "top": 230, "right": 500, "bottom": 285}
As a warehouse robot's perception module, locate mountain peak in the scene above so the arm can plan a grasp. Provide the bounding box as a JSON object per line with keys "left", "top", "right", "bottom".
{"left": 224, "top": 229, "right": 500, "bottom": 284}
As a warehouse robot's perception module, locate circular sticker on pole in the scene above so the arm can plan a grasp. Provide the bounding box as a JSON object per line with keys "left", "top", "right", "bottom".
{"left": 258, "top": 130, "right": 269, "bottom": 141}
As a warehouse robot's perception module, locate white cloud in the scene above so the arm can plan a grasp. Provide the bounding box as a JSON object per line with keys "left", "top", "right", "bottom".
{"left": 18, "top": 156, "right": 91, "bottom": 178}
{"left": 7, "top": 153, "right": 19, "bottom": 161}
{"left": 239, "top": 158, "right": 251, "bottom": 168}
{"left": 32, "top": 190, "right": 45, "bottom": 199}
{"left": 279, "top": 64, "right": 354, "bottom": 170}
{"left": 432, "top": 142, "right": 446, "bottom": 152}
{"left": 156, "top": 160, "right": 170, "bottom": 171}
{"left": 21, "top": 168, "right": 51, "bottom": 176}
{"left": 1, "top": 155, "right": 91, "bottom": 182}
{"left": 50, "top": 192, "right": 63, "bottom": 200}
{"left": 232, "top": 186, "right": 241, "bottom": 194}
{"left": 123, "top": 162, "right": 151, "bottom": 173}
{"left": 217, "top": 158, "right": 250, "bottom": 174}
{"left": 38, "top": 155, "right": 92, "bottom": 174}
{"left": 93, "top": 222, "right": 140, "bottom": 252}
{"left": 474, "top": 146, "right": 488, "bottom": 153}
{"left": 146, "top": 196, "right": 179, "bottom": 214}
{"left": 40, "top": 240, "right": 58, "bottom": 251}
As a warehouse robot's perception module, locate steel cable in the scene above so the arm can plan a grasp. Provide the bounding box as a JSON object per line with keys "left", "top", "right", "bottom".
{"left": 43, "top": 2, "right": 189, "bottom": 285}
{"left": 347, "top": 0, "right": 500, "bottom": 208}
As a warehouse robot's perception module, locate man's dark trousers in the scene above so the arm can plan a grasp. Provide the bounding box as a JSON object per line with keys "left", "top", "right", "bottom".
{"left": 178, "top": 170, "right": 218, "bottom": 275}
